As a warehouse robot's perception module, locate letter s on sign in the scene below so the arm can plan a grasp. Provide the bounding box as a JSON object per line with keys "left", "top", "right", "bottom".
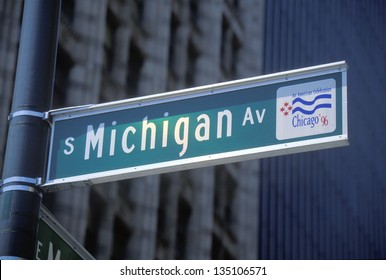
{"left": 64, "top": 137, "right": 75, "bottom": 155}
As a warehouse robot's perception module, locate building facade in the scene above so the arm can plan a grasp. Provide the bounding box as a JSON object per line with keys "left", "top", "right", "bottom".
{"left": 1, "top": 0, "right": 264, "bottom": 260}
{"left": 260, "top": 0, "right": 386, "bottom": 259}
{"left": 0, "top": 0, "right": 385, "bottom": 260}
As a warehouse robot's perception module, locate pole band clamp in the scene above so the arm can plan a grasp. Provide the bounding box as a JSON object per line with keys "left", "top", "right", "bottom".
{"left": 0, "top": 184, "right": 43, "bottom": 197}
{"left": 0, "top": 176, "right": 43, "bottom": 196}
{"left": 1, "top": 176, "right": 42, "bottom": 186}
{"left": 8, "top": 110, "right": 49, "bottom": 121}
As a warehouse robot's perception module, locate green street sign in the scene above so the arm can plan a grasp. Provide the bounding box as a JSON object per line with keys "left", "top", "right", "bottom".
{"left": 36, "top": 206, "right": 94, "bottom": 260}
{"left": 44, "top": 62, "right": 348, "bottom": 191}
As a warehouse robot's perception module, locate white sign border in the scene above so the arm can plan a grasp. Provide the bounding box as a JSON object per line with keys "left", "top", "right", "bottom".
{"left": 44, "top": 61, "right": 348, "bottom": 191}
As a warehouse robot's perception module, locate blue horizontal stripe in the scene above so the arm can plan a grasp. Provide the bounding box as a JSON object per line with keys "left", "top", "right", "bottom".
{"left": 292, "top": 103, "right": 332, "bottom": 115}
{"left": 292, "top": 94, "right": 332, "bottom": 106}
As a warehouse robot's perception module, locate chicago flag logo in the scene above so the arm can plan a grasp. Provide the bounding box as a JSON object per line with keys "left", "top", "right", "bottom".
{"left": 276, "top": 79, "right": 336, "bottom": 140}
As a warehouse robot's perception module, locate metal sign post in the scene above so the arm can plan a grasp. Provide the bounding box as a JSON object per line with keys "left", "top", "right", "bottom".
{"left": 0, "top": 0, "right": 61, "bottom": 259}
{"left": 44, "top": 61, "right": 348, "bottom": 191}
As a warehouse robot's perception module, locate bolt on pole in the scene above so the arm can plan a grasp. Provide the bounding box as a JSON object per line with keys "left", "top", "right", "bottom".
{"left": 0, "top": 0, "right": 61, "bottom": 259}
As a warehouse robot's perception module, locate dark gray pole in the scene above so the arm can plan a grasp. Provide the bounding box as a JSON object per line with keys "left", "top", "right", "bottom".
{"left": 0, "top": 0, "right": 61, "bottom": 259}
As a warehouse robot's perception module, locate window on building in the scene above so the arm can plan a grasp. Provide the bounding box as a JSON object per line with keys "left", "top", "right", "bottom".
{"left": 167, "top": 13, "right": 180, "bottom": 89}
{"left": 175, "top": 196, "right": 192, "bottom": 259}
{"left": 214, "top": 166, "right": 237, "bottom": 232}
{"left": 211, "top": 233, "right": 233, "bottom": 259}
{"left": 103, "top": 8, "right": 119, "bottom": 77}
{"left": 132, "top": 0, "right": 144, "bottom": 26}
{"left": 220, "top": 15, "right": 241, "bottom": 79}
{"left": 127, "top": 40, "right": 144, "bottom": 96}
{"left": 155, "top": 176, "right": 171, "bottom": 257}
{"left": 226, "top": 0, "right": 240, "bottom": 9}
{"left": 59, "top": 0, "right": 78, "bottom": 41}
{"left": 84, "top": 189, "right": 105, "bottom": 257}
{"left": 53, "top": 44, "right": 73, "bottom": 108}
{"left": 189, "top": 0, "right": 199, "bottom": 31}
{"left": 61, "top": 0, "right": 75, "bottom": 23}
{"left": 111, "top": 216, "right": 132, "bottom": 259}
{"left": 185, "top": 38, "right": 199, "bottom": 87}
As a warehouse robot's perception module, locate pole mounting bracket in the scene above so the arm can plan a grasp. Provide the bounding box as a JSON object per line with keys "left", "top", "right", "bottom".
{"left": 8, "top": 110, "right": 50, "bottom": 122}
{"left": 0, "top": 177, "right": 43, "bottom": 196}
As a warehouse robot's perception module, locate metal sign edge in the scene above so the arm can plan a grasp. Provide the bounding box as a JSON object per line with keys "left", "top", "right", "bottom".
{"left": 39, "top": 205, "right": 95, "bottom": 259}
{"left": 48, "top": 61, "right": 348, "bottom": 120}
{"left": 43, "top": 134, "right": 349, "bottom": 191}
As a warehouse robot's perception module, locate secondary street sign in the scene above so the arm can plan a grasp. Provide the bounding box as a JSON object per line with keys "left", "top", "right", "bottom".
{"left": 43, "top": 61, "right": 348, "bottom": 190}
{"left": 36, "top": 206, "right": 94, "bottom": 259}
